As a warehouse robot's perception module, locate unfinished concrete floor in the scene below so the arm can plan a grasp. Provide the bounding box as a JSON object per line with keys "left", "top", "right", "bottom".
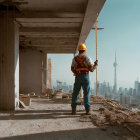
{"left": 0, "top": 98, "right": 138, "bottom": 140}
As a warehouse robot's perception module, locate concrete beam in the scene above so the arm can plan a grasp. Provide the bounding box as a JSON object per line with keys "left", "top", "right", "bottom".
{"left": 20, "top": 22, "right": 81, "bottom": 28}
{"left": 0, "top": 10, "right": 84, "bottom": 18}
{"left": 40, "top": 47, "right": 75, "bottom": 50}
{"left": 77, "top": 0, "right": 106, "bottom": 51}
{"left": 20, "top": 34, "right": 79, "bottom": 38}
{"left": 44, "top": 49, "right": 75, "bottom": 54}
{"left": 19, "top": 46, "right": 75, "bottom": 53}
{"left": 30, "top": 46, "right": 75, "bottom": 53}
{"left": 20, "top": 27, "right": 80, "bottom": 33}
{"left": 20, "top": 37, "right": 78, "bottom": 46}
{"left": 15, "top": 11, "right": 84, "bottom": 18}
{"left": 26, "top": 45, "right": 76, "bottom": 49}
{"left": 19, "top": 27, "right": 80, "bottom": 37}
{"left": 17, "top": 17, "right": 83, "bottom": 23}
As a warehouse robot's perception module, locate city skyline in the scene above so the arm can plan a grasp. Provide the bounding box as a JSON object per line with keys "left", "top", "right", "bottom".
{"left": 51, "top": 77, "right": 140, "bottom": 94}
{"left": 51, "top": 77, "right": 140, "bottom": 108}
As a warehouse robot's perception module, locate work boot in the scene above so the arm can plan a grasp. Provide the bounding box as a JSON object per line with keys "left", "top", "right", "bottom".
{"left": 72, "top": 108, "right": 76, "bottom": 115}
{"left": 86, "top": 109, "right": 91, "bottom": 115}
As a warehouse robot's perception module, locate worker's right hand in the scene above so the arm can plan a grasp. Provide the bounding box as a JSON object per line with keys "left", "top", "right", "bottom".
{"left": 94, "top": 60, "right": 98, "bottom": 66}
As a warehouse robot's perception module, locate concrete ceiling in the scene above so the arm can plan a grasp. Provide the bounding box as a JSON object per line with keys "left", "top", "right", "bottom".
{"left": 0, "top": 0, "right": 106, "bottom": 53}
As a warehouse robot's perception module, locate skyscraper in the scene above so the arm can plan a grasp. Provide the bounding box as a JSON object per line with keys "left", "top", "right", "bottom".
{"left": 113, "top": 52, "right": 117, "bottom": 94}
{"left": 134, "top": 78, "right": 139, "bottom": 95}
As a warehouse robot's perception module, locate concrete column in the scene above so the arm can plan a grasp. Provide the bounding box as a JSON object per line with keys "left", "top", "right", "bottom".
{"left": 19, "top": 48, "right": 42, "bottom": 94}
{"left": 0, "top": 16, "right": 19, "bottom": 110}
{"left": 42, "top": 52, "right": 47, "bottom": 93}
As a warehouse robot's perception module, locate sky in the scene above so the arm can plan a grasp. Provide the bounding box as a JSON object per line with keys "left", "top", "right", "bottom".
{"left": 48, "top": 0, "right": 140, "bottom": 89}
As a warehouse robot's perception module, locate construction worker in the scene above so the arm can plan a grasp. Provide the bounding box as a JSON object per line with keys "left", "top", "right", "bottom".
{"left": 71, "top": 43, "right": 98, "bottom": 115}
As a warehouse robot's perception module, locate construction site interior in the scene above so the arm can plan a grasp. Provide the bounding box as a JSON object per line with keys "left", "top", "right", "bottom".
{"left": 0, "top": 0, "right": 140, "bottom": 140}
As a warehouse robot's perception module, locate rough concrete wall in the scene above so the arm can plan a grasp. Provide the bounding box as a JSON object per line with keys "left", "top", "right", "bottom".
{"left": 0, "top": 17, "right": 19, "bottom": 110}
{"left": 19, "top": 48, "right": 42, "bottom": 94}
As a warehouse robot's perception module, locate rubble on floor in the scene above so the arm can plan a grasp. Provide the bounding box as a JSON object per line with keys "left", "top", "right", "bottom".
{"left": 43, "top": 88, "right": 53, "bottom": 98}
{"left": 53, "top": 89, "right": 72, "bottom": 101}
{"left": 53, "top": 89, "right": 63, "bottom": 100}
{"left": 19, "top": 94, "right": 31, "bottom": 108}
{"left": 19, "top": 94, "right": 31, "bottom": 106}
{"left": 90, "top": 96, "right": 140, "bottom": 125}
{"left": 89, "top": 96, "right": 140, "bottom": 139}
{"left": 19, "top": 89, "right": 72, "bottom": 107}
{"left": 19, "top": 99, "right": 26, "bottom": 108}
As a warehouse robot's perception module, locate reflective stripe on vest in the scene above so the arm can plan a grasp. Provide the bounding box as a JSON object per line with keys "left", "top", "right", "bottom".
{"left": 74, "top": 55, "right": 89, "bottom": 73}
{"left": 76, "top": 68, "right": 89, "bottom": 71}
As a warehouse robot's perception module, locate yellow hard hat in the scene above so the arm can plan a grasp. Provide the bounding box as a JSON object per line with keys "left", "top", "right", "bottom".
{"left": 78, "top": 43, "right": 87, "bottom": 51}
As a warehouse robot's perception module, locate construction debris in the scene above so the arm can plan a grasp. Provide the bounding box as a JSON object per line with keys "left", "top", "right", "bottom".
{"left": 91, "top": 96, "right": 140, "bottom": 126}
{"left": 29, "top": 92, "right": 36, "bottom": 97}
{"left": 53, "top": 89, "right": 63, "bottom": 100}
{"left": 44, "top": 88, "right": 53, "bottom": 98}
{"left": 19, "top": 94, "right": 31, "bottom": 106}
{"left": 19, "top": 100, "right": 26, "bottom": 108}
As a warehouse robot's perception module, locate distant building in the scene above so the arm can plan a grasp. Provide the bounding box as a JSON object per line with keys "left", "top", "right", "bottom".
{"left": 134, "top": 78, "right": 139, "bottom": 95}
{"left": 133, "top": 89, "right": 136, "bottom": 96}
{"left": 124, "top": 88, "right": 128, "bottom": 95}
{"left": 128, "top": 88, "right": 133, "bottom": 95}
{"left": 138, "top": 83, "right": 140, "bottom": 96}
{"left": 120, "top": 93, "right": 125, "bottom": 104}
{"left": 118, "top": 87, "right": 123, "bottom": 94}
{"left": 125, "top": 95, "right": 131, "bottom": 105}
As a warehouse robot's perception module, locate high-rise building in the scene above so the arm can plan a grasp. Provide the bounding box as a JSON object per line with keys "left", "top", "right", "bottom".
{"left": 134, "top": 78, "right": 139, "bottom": 95}
{"left": 113, "top": 52, "right": 117, "bottom": 94}
{"left": 138, "top": 83, "right": 140, "bottom": 96}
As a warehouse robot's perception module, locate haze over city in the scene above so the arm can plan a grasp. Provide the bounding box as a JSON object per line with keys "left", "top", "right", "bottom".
{"left": 48, "top": 0, "right": 140, "bottom": 89}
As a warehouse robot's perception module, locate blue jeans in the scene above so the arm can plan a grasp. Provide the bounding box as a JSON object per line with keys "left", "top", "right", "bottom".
{"left": 71, "top": 73, "right": 90, "bottom": 109}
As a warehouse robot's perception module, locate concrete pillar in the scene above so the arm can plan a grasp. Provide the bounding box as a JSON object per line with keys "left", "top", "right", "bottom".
{"left": 19, "top": 48, "right": 42, "bottom": 94}
{"left": 42, "top": 52, "right": 47, "bottom": 93}
{"left": 0, "top": 16, "right": 19, "bottom": 110}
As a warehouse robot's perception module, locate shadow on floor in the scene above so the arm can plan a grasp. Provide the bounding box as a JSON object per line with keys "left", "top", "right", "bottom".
{"left": 0, "top": 127, "right": 120, "bottom": 140}
{"left": 31, "top": 99, "right": 71, "bottom": 104}
{"left": 0, "top": 109, "right": 85, "bottom": 120}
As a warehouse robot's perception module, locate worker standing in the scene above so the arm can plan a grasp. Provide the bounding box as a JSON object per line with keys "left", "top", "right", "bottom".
{"left": 71, "top": 43, "right": 98, "bottom": 115}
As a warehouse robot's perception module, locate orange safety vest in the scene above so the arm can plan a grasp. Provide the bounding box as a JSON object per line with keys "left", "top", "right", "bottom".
{"left": 74, "top": 55, "right": 89, "bottom": 74}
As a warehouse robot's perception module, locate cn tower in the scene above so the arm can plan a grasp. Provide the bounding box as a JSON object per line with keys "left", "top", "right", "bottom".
{"left": 113, "top": 52, "right": 117, "bottom": 94}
